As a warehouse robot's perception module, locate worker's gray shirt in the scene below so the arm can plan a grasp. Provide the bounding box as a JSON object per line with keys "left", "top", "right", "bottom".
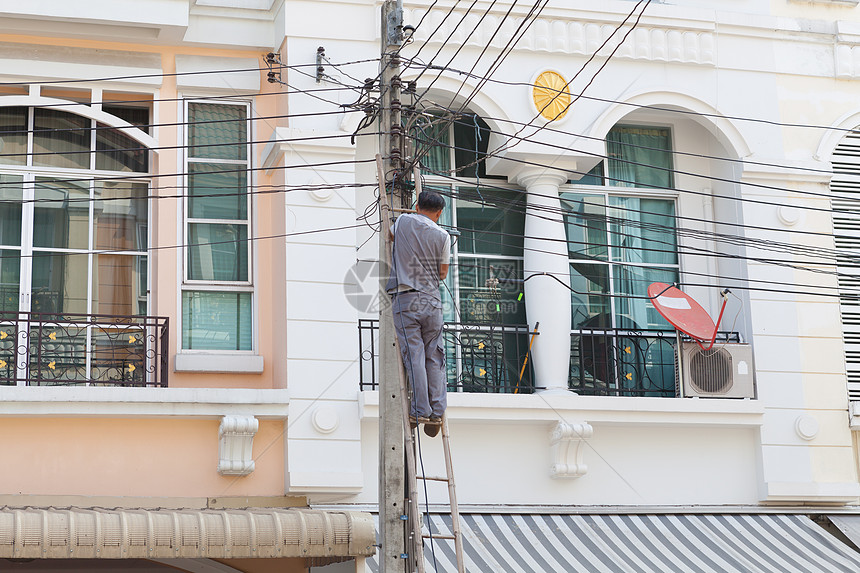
{"left": 385, "top": 213, "right": 451, "bottom": 305}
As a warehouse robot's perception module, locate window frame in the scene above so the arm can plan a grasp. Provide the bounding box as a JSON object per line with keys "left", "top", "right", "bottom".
{"left": 0, "top": 101, "right": 154, "bottom": 385}
{"left": 179, "top": 98, "right": 256, "bottom": 354}
{"left": 560, "top": 182, "right": 681, "bottom": 333}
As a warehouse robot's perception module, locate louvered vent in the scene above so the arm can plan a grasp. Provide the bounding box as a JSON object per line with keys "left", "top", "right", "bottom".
{"left": 832, "top": 133, "right": 860, "bottom": 400}
{"left": 680, "top": 343, "right": 754, "bottom": 398}
{"left": 688, "top": 348, "right": 733, "bottom": 393}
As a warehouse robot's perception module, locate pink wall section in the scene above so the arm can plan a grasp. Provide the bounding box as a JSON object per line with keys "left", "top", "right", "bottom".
{"left": 0, "top": 419, "right": 285, "bottom": 497}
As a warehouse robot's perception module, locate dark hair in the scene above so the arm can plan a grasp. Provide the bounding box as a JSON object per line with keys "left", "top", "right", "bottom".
{"left": 417, "top": 190, "right": 445, "bottom": 212}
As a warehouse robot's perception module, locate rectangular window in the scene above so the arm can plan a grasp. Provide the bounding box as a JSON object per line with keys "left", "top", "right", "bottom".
{"left": 562, "top": 191, "right": 679, "bottom": 397}
{"left": 181, "top": 101, "right": 252, "bottom": 351}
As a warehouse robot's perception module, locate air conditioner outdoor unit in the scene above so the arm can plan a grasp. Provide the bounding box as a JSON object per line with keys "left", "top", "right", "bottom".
{"left": 679, "top": 342, "right": 755, "bottom": 398}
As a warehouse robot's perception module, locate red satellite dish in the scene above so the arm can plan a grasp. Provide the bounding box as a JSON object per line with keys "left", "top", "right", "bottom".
{"left": 648, "top": 282, "right": 727, "bottom": 350}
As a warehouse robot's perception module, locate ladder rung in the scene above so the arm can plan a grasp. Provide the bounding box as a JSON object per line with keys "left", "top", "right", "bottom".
{"left": 422, "top": 534, "right": 456, "bottom": 540}
{"left": 416, "top": 475, "right": 449, "bottom": 482}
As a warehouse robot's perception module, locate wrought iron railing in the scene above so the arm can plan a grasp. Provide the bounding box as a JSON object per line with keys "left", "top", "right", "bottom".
{"left": 570, "top": 328, "right": 741, "bottom": 397}
{"left": 0, "top": 311, "right": 169, "bottom": 387}
{"left": 360, "top": 319, "right": 740, "bottom": 397}
{"left": 358, "top": 319, "right": 536, "bottom": 393}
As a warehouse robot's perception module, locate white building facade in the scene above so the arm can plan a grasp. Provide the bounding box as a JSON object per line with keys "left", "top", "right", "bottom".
{"left": 5, "top": 0, "right": 860, "bottom": 571}
{"left": 278, "top": 0, "right": 860, "bottom": 570}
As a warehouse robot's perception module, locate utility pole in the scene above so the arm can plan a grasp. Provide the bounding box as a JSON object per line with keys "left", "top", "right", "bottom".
{"left": 378, "top": 1, "right": 408, "bottom": 572}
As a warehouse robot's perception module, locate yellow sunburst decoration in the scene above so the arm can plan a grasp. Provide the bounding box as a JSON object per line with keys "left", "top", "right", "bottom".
{"left": 532, "top": 70, "right": 570, "bottom": 121}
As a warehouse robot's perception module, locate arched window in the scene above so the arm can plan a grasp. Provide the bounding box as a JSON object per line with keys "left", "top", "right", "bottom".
{"left": 411, "top": 111, "right": 528, "bottom": 393}
{"left": 563, "top": 123, "right": 679, "bottom": 397}
{"left": 0, "top": 104, "right": 152, "bottom": 385}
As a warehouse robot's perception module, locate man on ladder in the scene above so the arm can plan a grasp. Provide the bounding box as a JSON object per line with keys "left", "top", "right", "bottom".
{"left": 387, "top": 190, "right": 450, "bottom": 437}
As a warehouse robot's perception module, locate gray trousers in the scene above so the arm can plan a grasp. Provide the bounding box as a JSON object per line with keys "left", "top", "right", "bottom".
{"left": 391, "top": 291, "right": 447, "bottom": 418}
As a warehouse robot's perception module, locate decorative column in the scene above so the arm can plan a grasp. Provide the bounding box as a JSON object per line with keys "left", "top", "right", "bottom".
{"left": 517, "top": 169, "right": 572, "bottom": 394}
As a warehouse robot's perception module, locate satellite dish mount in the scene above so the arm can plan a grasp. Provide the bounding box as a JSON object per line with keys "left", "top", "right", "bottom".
{"left": 648, "top": 283, "right": 729, "bottom": 351}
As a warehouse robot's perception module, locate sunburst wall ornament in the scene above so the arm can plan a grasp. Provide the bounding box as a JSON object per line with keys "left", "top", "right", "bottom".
{"left": 532, "top": 70, "right": 571, "bottom": 121}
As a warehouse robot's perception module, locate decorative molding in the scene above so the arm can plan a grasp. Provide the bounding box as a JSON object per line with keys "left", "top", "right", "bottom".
{"left": 218, "top": 415, "right": 259, "bottom": 476}
{"left": 549, "top": 421, "right": 593, "bottom": 479}
{"left": 405, "top": 9, "right": 715, "bottom": 66}
{"left": 777, "top": 205, "right": 802, "bottom": 227}
{"left": 795, "top": 415, "right": 820, "bottom": 441}
{"left": 532, "top": 70, "right": 570, "bottom": 121}
{"left": 359, "top": 391, "right": 765, "bottom": 427}
{"left": 311, "top": 406, "right": 340, "bottom": 434}
{"left": 0, "top": 387, "right": 289, "bottom": 419}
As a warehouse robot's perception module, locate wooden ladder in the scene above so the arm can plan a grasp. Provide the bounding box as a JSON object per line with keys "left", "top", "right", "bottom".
{"left": 397, "top": 365, "right": 464, "bottom": 572}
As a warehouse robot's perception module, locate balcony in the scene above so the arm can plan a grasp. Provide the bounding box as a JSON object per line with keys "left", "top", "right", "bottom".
{"left": 359, "top": 319, "right": 740, "bottom": 396}
{"left": 0, "top": 311, "right": 169, "bottom": 387}
{"left": 359, "top": 320, "right": 536, "bottom": 393}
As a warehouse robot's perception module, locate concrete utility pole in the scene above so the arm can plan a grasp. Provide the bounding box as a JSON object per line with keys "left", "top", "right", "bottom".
{"left": 378, "top": 1, "right": 408, "bottom": 571}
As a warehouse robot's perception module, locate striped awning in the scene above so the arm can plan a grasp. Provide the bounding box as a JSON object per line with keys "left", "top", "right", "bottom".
{"left": 367, "top": 513, "right": 860, "bottom": 572}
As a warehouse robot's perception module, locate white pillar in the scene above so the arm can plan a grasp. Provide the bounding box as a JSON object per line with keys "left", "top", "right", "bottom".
{"left": 517, "top": 169, "right": 572, "bottom": 394}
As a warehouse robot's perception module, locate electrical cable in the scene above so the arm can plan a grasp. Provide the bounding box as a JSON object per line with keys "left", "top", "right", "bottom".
{"left": 0, "top": 59, "right": 380, "bottom": 88}
{"left": 403, "top": 61, "right": 860, "bottom": 135}
{"left": 404, "top": 0, "right": 549, "bottom": 177}
{"left": 408, "top": 0, "right": 514, "bottom": 113}
{"left": 497, "top": 0, "right": 652, "bottom": 162}
{"left": 406, "top": 113, "right": 853, "bottom": 213}
{"left": 0, "top": 130, "right": 380, "bottom": 163}
{"left": 422, "top": 188, "right": 859, "bottom": 285}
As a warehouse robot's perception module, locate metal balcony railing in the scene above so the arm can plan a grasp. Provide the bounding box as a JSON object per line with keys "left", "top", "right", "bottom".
{"left": 570, "top": 328, "right": 741, "bottom": 397}
{"left": 359, "top": 319, "right": 536, "bottom": 393}
{"left": 0, "top": 311, "right": 169, "bottom": 387}
{"left": 359, "top": 319, "right": 740, "bottom": 397}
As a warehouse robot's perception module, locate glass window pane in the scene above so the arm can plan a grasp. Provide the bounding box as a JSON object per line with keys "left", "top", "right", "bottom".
{"left": 103, "top": 105, "right": 150, "bottom": 133}
{"left": 189, "top": 163, "right": 247, "bottom": 220}
{"left": 609, "top": 197, "right": 677, "bottom": 265}
{"left": 606, "top": 125, "right": 673, "bottom": 189}
{"left": 94, "top": 181, "right": 148, "bottom": 251}
{"left": 414, "top": 116, "right": 450, "bottom": 174}
{"left": 434, "top": 187, "right": 457, "bottom": 321}
{"left": 95, "top": 123, "right": 148, "bottom": 172}
{"left": 34, "top": 178, "right": 90, "bottom": 250}
{"left": 457, "top": 257, "right": 524, "bottom": 324}
{"left": 561, "top": 193, "right": 607, "bottom": 261}
{"left": 572, "top": 162, "right": 604, "bottom": 186}
{"left": 33, "top": 109, "right": 91, "bottom": 169}
{"left": 570, "top": 262, "right": 609, "bottom": 330}
{"left": 182, "top": 291, "right": 251, "bottom": 350}
{"left": 612, "top": 266, "right": 678, "bottom": 330}
{"left": 453, "top": 114, "right": 490, "bottom": 178}
{"left": 0, "top": 174, "right": 23, "bottom": 247}
{"left": 188, "top": 103, "right": 247, "bottom": 161}
{"left": 188, "top": 223, "right": 248, "bottom": 281}
{"left": 0, "top": 249, "right": 20, "bottom": 312}
{"left": 455, "top": 188, "right": 524, "bottom": 256}
{"left": 31, "top": 252, "right": 88, "bottom": 315}
{"left": 92, "top": 253, "right": 146, "bottom": 316}
{"left": 0, "top": 107, "right": 27, "bottom": 166}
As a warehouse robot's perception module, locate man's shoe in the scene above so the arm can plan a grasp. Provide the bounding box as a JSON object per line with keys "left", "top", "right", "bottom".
{"left": 424, "top": 416, "right": 442, "bottom": 437}
{"left": 409, "top": 415, "right": 431, "bottom": 431}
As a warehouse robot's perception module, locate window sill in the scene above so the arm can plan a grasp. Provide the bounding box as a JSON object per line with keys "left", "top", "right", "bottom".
{"left": 174, "top": 353, "right": 264, "bottom": 373}
{"left": 359, "top": 390, "right": 764, "bottom": 427}
{"left": 0, "top": 387, "right": 288, "bottom": 418}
